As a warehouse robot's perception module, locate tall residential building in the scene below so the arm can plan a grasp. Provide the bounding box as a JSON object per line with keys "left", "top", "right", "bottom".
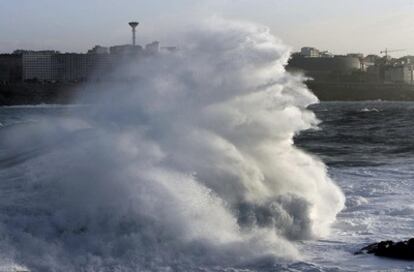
{"left": 22, "top": 49, "right": 114, "bottom": 82}
{"left": 56, "top": 53, "right": 113, "bottom": 82}
{"left": 56, "top": 54, "right": 91, "bottom": 82}
{"left": 22, "top": 51, "right": 60, "bottom": 81}
{"left": 18, "top": 41, "right": 165, "bottom": 82}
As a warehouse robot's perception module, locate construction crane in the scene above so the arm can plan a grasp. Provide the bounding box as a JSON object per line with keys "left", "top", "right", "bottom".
{"left": 380, "top": 48, "right": 406, "bottom": 58}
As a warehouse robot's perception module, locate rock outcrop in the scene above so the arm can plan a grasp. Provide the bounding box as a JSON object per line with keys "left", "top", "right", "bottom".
{"left": 356, "top": 239, "right": 414, "bottom": 260}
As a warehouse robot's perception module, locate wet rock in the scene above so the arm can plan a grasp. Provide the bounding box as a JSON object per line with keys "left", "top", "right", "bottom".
{"left": 356, "top": 238, "right": 414, "bottom": 260}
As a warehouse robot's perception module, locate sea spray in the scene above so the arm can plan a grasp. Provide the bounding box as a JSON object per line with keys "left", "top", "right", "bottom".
{"left": 0, "top": 19, "right": 344, "bottom": 271}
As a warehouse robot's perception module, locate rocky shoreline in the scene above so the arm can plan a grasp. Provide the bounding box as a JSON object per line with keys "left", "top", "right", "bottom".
{"left": 356, "top": 239, "right": 414, "bottom": 260}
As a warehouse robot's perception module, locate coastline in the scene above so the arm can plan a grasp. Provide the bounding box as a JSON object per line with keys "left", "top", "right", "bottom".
{"left": 2, "top": 81, "right": 414, "bottom": 106}
{"left": 307, "top": 81, "right": 414, "bottom": 101}
{"left": 0, "top": 82, "right": 81, "bottom": 106}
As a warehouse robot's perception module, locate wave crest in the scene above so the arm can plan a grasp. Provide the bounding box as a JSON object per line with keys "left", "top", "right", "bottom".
{"left": 0, "top": 18, "right": 344, "bottom": 271}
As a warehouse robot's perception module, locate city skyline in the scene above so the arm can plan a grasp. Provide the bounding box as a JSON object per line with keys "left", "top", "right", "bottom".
{"left": 1, "top": 0, "right": 414, "bottom": 57}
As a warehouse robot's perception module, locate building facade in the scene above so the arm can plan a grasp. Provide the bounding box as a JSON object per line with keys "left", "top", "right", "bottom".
{"left": 385, "top": 64, "right": 414, "bottom": 84}
{"left": 288, "top": 54, "right": 361, "bottom": 76}
{"left": 22, "top": 51, "right": 60, "bottom": 81}
{"left": 300, "top": 47, "right": 320, "bottom": 58}
{"left": 55, "top": 53, "right": 112, "bottom": 82}
{"left": 110, "top": 45, "right": 142, "bottom": 55}
{"left": 0, "top": 54, "right": 22, "bottom": 82}
{"left": 7, "top": 41, "right": 163, "bottom": 83}
{"left": 22, "top": 51, "right": 114, "bottom": 82}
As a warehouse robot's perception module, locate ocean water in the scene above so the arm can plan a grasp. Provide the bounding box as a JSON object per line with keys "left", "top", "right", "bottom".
{"left": 0, "top": 20, "right": 411, "bottom": 271}
{"left": 295, "top": 101, "right": 414, "bottom": 271}
{"left": 0, "top": 102, "right": 413, "bottom": 271}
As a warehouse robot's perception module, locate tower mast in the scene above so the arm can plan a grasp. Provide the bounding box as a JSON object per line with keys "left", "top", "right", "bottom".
{"left": 128, "top": 22, "right": 139, "bottom": 46}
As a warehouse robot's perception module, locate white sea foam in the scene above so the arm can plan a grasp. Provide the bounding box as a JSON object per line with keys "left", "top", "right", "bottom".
{"left": 0, "top": 19, "right": 344, "bottom": 271}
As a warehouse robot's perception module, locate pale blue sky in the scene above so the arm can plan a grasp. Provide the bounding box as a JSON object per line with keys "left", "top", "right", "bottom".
{"left": 1, "top": 0, "right": 414, "bottom": 56}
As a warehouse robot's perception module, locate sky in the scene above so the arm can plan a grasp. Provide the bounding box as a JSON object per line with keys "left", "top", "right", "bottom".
{"left": 1, "top": 0, "right": 414, "bottom": 57}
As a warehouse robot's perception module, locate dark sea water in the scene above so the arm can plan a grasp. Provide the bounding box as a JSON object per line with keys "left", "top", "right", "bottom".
{"left": 1, "top": 102, "right": 414, "bottom": 271}
{"left": 295, "top": 101, "right": 414, "bottom": 271}
{"left": 296, "top": 101, "right": 414, "bottom": 167}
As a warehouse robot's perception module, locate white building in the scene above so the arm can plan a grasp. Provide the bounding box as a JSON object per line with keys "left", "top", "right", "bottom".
{"left": 300, "top": 47, "right": 320, "bottom": 58}
{"left": 22, "top": 50, "right": 114, "bottom": 82}
{"left": 384, "top": 64, "right": 414, "bottom": 84}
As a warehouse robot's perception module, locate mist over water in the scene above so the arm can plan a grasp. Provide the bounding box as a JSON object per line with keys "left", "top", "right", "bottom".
{"left": 0, "top": 19, "right": 344, "bottom": 271}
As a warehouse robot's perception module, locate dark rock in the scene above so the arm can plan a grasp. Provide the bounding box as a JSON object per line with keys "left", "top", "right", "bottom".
{"left": 356, "top": 239, "right": 414, "bottom": 260}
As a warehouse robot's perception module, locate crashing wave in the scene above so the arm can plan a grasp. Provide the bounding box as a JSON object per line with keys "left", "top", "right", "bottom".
{"left": 0, "top": 18, "right": 344, "bottom": 271}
